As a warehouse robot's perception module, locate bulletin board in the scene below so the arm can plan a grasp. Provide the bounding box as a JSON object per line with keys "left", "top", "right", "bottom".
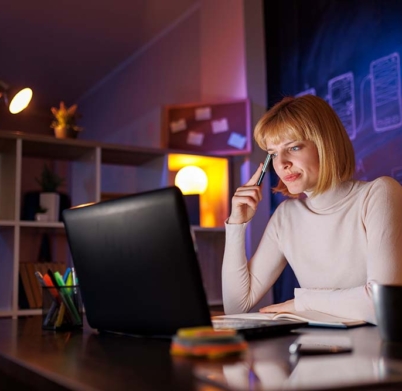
{"left": 162, "top": 99, "right": 251, "bottom": 155}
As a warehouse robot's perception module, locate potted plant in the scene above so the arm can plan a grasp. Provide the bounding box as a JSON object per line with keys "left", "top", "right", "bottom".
{"left": 35, "top": 164, "right": 65, "bottom": 221}
{"left": 35, "top": 206, "right": 49, "bottom": 222}
{"left": 50, "top": 101, "right": 83, "bottom": 139}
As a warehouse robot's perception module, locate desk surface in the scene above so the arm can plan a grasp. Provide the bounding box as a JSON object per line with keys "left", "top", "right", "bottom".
{"left": 0, "top": 316, "right": 402, "bottom": 391}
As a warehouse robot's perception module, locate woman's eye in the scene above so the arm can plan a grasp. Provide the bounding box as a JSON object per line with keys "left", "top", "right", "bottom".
{"left": 290, "top": 146, "right": 300, "bottom": 151}
{"left": 271, "top": 153, "right": 278, "bottom": 158}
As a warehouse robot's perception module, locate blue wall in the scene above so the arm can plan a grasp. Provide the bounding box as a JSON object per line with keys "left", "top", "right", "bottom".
{"left": 264, "top": 0, "right": 402, "bottom": 302}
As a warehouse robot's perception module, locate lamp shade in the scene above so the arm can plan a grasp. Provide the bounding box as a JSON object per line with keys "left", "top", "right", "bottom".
{"left": 175, "top": 166, "right": 208, "bottom": 195}
{"left": 0, "top": 80, "right": 33, "bottom": 114}
{"left": 9, "top": 88, "right": 33, "bottom": 114}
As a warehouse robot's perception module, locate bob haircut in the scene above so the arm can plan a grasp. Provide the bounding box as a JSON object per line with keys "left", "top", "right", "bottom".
{"left": 254, "top": 95, "right": 355, "bottom": 197}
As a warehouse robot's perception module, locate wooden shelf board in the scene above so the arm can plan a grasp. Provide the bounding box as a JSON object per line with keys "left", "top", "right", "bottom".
{"left": 19, "top": 221, "right": 64, "bottom": 228}
{"left": 1, "top": 130, "right": 168, "bottom": 165}
{"left": 17, "top": 309, "right": 42, "bottom": 317}
{"left": 101, "top": 146, "right": 165, "bottom": 166}
{"left": 0, "top": 220, "right": 16, "bottom": 227}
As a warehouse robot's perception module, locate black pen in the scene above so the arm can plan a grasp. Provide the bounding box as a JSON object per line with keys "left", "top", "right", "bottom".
{"left": 256, "top": 153, "right": 271, "bottom": 186}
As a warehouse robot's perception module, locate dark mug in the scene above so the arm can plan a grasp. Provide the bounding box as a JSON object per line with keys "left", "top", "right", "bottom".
{"left": 373, "top": 283, "right": 402, "bottom": 343}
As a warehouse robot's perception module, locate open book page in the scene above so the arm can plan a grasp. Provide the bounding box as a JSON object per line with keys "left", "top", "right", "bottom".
{"left": 272, "top": 311, "right": 366, "bottom": 328}
{"left": 213, "top": 311, "right": 366, "bottom": 328}
{"left": 214, "top": 313, "right": 277, "bottom": 321}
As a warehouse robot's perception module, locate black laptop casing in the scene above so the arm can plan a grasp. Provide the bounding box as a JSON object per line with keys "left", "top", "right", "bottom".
{"left": 63, "top": 186, "right": 212, "bottom": 337}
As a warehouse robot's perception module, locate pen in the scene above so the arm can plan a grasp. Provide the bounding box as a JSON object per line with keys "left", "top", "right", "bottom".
{"left": 34, "top": 271, "right": 45, "bottom": 287}
{"left": 53, "top": 271, "right": 82, "bottom": 325}
{"left": 63, "top": 267, "right": 71, "bottom": 283}
{"left": 35, "top": 271, "right": 57, "bottom": 325}
{"left": 70, "top": 267, "right": 79, "bottom": 307}
{"left": 71, "top": 267, "right": 78, "bottom": 290}
{"left": 41, "top": 272, "right": 60, "bottom": 326}
{"left": 46, "top": 269, "right": 76, "bottom": 325}
{"left": 256, "top": 153, "right": 271, "bottom": 186}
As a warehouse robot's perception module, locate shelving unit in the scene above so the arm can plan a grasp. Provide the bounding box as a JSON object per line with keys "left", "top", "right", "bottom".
{"left": 0, "top": 130, "right": 230, "bottom": 318}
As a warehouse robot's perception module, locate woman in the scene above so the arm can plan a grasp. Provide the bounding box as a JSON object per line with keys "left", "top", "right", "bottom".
{"left": 222, "top": 95, "right": 402, "bottom": 324}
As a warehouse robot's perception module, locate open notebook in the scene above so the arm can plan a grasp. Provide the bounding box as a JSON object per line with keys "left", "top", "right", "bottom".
{"left": 214, "top": 311, "right": 367, "bottom": 329}
{"left": 62, "top": 186, "right": 307, "bottom": 339}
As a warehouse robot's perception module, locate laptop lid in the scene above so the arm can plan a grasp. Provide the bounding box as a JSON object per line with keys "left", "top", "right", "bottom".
{"left": 62, "top": 186, "right": 212, "bottom": 337}
{"left": 63, "top": 186, "right": 306, "bottom": 339}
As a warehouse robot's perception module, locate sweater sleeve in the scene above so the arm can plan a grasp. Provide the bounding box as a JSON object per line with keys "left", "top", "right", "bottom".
{"left": 294, "top": 285, "right": 376, "bottom": 324}
{"left": 222, "top": 214, "right": 287, "bottom": 314}
{"left": 294, "top": 177, "right": 402, "bottom": 325}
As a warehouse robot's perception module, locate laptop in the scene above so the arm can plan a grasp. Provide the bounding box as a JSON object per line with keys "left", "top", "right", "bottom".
{"left": 62, "top": 186, "right": 306, "bottom": 339}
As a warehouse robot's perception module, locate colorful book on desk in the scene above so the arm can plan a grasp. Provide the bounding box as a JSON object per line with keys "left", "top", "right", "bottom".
{"left": 213, "top": 311, "right": 367, "bottom": 328}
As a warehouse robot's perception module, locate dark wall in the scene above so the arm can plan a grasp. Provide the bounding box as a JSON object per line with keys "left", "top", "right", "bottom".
{"left": 264, "top": 0, "right": 402, "bottom": 302}
{"left": 265, "top": 0, "right": 402, "bottom": 183}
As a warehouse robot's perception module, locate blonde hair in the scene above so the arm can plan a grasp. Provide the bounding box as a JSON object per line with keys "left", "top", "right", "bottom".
{"left": 254, "top": 95, "right": 355, "bottom": 197}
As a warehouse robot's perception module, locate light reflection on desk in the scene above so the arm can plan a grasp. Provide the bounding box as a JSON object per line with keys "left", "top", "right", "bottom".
{"left": 195, "top": 351, "right": 402, "bottom": 390}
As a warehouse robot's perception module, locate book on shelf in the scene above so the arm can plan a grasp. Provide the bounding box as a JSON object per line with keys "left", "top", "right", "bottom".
{"left": 18, "top": 274, "right": 30, "bottom": 309}
{"left": 213, "top": 310, "right": 367, "bottom": 329}
{"left": 19, "top": 262, "right": 67, "bottom": 309}
{"left": 26, "top": 262, "right": 42, "bottom": 309}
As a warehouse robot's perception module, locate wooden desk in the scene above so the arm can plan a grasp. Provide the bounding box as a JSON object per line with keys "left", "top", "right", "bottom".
{"left": 0, "top": 316, "right": 402, "bottom": 390}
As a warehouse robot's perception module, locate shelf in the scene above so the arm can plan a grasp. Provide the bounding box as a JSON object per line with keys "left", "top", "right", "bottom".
{"left": 19, "top": 221, "right": 64, "bottom": 228}
{"left": 0, "top": 130, "right": 230, "bottom": 318}
{"left": 17, "top": 309, "right": 42, "bottom": 317}
{"left": 1, "top": 130, "right": 167, "bottom": 165}
{"left": 0, "top": 220, "right": 16, "bottom": 227}
{"left": 101, "top": 145, "right": 166, "bottom": 166}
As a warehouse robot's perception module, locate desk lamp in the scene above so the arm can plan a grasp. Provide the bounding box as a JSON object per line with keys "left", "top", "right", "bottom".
{"left": 0, "top": 80, "right": 33, "bottom": 114}
{"left": 175, "top": 165, "right": 208, "bottom": 226}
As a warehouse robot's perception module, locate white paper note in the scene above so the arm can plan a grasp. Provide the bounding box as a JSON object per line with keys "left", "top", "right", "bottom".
{"left": 170, "top": 119, "right": 187, "bottom": 133}
{"left": 211, "top": 118, "right": 229, "bottom": 134}
{"left": 187, "top": 131, "right": 204, "bottom": 146}
{"left": 227, "top": 132, "right": 247, "bottom": 150}
{"left": 195, "top": 107, "right": 212, "bottom": 120}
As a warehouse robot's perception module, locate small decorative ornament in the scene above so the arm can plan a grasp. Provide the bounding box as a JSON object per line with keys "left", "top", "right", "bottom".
{"left": 35, "top": 212, "right": 49, "bottom": 222}
{"left": 35, "top": 164, "right": 65, "bottom": 221}
{"left": 50, "top": 101, "right": 83, "bottom": 139}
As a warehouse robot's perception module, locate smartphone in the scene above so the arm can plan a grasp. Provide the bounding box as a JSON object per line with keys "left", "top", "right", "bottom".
{"left": 289, "top": 335, "right": 353, "bottom": 355}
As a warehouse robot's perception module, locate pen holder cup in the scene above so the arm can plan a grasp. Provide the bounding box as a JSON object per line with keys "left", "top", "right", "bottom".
{"left": 42, "top": 285, "right": 83, "bottom": 331}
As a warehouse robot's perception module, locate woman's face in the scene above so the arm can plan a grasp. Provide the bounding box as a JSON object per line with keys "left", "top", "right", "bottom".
{"left": 266, "top": 138, "right": 320, "bottom": 194}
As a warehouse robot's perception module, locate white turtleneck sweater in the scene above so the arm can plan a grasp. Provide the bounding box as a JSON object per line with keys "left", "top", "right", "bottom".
{"left": 222, "top": 176, "right": 402, "bottom": 324}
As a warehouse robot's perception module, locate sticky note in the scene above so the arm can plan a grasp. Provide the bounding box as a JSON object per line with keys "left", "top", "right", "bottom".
{"left": 195, "top": 107, "right": 212, "bottom": 121}
{"left": 211, "top": 118, "right": 229, "bottom": 134}
{"left": 170, "top": 119, "right": 187, "bottom": 133}
{"left": 227, "top": 132, "right": 247, "bottom": 150}
{"left": 187, "top": 131, "right": 204, "bottom": 146}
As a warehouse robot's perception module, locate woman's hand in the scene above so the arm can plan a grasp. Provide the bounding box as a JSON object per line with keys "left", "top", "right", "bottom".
{"left": 259, "top": 299, "right": 295, "bottom": 313}
{"left": 227, "top": 164, "right": 264, "bottom": 224}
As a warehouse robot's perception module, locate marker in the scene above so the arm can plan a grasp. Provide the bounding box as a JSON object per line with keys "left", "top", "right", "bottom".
{"left": 53, "top": 271, "right": 81, "bottom": 325}
{"left": 71, "top": 267, "right": 78, "bottom": 289}
{"left": 41, "top": 272, "right": 60, "bottom": 326}
{"left": 256, "top": 153, "right": 271, "bottom": 186}
{"left": 63, "top": 267, "right": 71, "bottom": 283}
